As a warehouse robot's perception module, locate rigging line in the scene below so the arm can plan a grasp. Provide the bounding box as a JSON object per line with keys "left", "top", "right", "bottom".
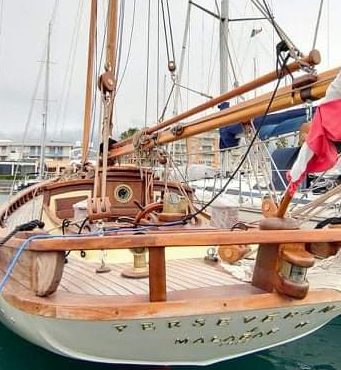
{"left": 58, "top": 0, "right": 85, "bottom": 138}
{"left": 9, "top": 51, "right": 45, "bottom": 196}
{"left": 158, "top": 83, "right": 175, "bottom": 123}
{"left": 165, "top": 0, "right": 176, "bottom": 63}
{"left": 116, "top": 0, "right": 136, "bottom": 94}
{"left": 90, "top": 14, "right": 98, "bottom": 148}
{"left": 157, "top": 0, "right": 160, "bottom": 120}
{"left": 175, "top": 82, "right": 212, "bottom": 99}
{"left": 115, "top": 0, "right": 125, "bottom": 80}
{"left": 312, "top": 0, "right": 324, "bottom": 50}
{"left": 54, "top": 0, "right": 83, "bottom": 137}
{"left": 183, "top": 53, "right": 290, "bottom": 222}
{"left": 253, "top": 0, "right": 300, "bottom": 59}
{"left": 91, "top": 4, "right": 108, "bottom": 147}
{"left": 160, "top": 0, "right": 171, "bottom": 64}
{"left": 206, "top": 12, "right": 217, "bottom": 94}
{"left": 144, "top": 0, "right": 151, "bottom": 128}
{"left": 50, "top": 0, "right": 60, "bottom": 24}
{"left": 0, "top": 0, "right": 3, "bottom": 76}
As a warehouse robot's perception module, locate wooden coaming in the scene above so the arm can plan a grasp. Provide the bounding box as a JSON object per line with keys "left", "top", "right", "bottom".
{"left": 0, "top": 244, "right": 65, "bottom": 297}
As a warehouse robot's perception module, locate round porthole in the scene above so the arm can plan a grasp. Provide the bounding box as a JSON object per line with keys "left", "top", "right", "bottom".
{"left": 114, "top": 184, "right": 133, "bottom": 203}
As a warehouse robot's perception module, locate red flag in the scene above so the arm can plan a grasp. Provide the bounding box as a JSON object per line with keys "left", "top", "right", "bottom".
{"left": 288, "top": 98, "right": 341, "bottom": 195}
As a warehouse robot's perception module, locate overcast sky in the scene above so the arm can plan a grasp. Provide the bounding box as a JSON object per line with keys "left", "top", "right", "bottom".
{"left": 0, "top": 0, "right": 340, "bottom": 144}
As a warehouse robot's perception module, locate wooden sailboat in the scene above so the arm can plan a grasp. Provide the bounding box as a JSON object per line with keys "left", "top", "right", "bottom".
{"left": 0, "top": 0, "right": 340, "bottom": 366}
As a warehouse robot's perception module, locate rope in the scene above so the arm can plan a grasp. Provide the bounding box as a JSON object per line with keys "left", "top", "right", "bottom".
{"left": 144, "top": 0, "right": 151, "bottom": 127}
{"left": 57, "top": 0, "right": 84, "bottom": 139}
{"left": 160, "top": 0, "right": 176, "bottom": 72}
{"left": 315, "top": 217, "right": 341, "bottom": 229}
{"left": 312, "top": 0, "right": 324, "bottom": 49}
{"left": 116, "top": 0, "right": 136, "bottom": 94}
{"left": 182, "top": 52, "right": 290, "bottom": 223}
{"left": 0, "top": 220, "right": 44, "bottom": 247}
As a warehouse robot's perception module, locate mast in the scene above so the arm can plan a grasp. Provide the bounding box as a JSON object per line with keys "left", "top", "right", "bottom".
{"left": 220, "top": 0, "right": 229, "bottom": 94}
{"left": 97, "top": 0, "right": 118, "bottom": 199}
{"left": 105, "top": 0, "right": 118, "bottom": 75}
{"left": 39, "top": 21, "right": 51, "bottom": 179}
{"left": 81, "top": 0, "right": 97, "bottom": 165}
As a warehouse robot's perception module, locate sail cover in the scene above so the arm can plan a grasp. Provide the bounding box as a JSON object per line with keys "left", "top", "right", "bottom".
{"left": 219, "top": 107, "right": 315, "bottom": 149}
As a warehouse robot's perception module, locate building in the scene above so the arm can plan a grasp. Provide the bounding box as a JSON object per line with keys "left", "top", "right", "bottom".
{"left": 0, "top": 140, "right": 73, "bottom": 175}
{"left": 171, "top": 131, "right": 220, "bottom": 168}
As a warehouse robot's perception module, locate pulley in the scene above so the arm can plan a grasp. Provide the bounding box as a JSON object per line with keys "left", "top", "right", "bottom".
{"left": 98, "top": 71, "right": 115, "bottom": 93}
{"left": 168, "top": 60, "right": 176, "bottom": 73}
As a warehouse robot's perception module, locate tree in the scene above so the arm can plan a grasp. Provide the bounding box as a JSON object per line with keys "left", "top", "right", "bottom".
{"left": 120, "top": 127, "right": 139, "bottom": 140}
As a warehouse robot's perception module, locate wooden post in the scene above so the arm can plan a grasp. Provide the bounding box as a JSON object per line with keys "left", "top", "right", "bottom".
{"left": 252, "top": 243, "right": 279, "bottom": 292}
{"left": 149, "top": 247, "right": 166, "bottom": 302}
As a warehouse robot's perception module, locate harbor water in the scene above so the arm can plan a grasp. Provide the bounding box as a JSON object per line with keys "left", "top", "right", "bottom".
{"left": 0, "top": 193, "right": 340, "bottom": 370}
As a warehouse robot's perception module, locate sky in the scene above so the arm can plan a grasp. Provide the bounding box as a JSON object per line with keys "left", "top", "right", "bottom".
{"left": 0, "top": 0, "right": 340, "bottom": 145}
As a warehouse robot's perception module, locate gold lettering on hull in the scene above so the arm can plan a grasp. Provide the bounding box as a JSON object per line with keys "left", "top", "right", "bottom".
{"left": 168, "top": 321, "right": 181, "bottom": 329}
{"left": 243, "top": 315, "right": 257, "bottom": 323}
{"left": 112, "top": 304, "right": 340, "bottom": 341}
{"left": 217, "top": 318, "right": 230, "bottom": 326}
{"left": 141, "top": 322, "right": 156, "bottom": 331}
{"left": 174, "top": 326, "right": 279, "bottom": 346}
{"left": 192, "top": 319, "right": 205, "bottom": 327}
{"left": 113, "top": 324, "right": 127, "bottom": 333}
{"left": 295, "top": 321, "right": 310, "bottom": 329}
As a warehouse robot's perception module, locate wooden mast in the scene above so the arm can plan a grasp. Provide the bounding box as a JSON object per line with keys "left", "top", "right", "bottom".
{"left": 100, "top": 0, "right": 118, "bottom": 200}
{"left": 105, "top": 0, "right": 118, "bottom": 74}
{"left": 108, "top": 67, "right": 339, "bottom": 159}
{"left": 81, "top": 0, "right": 97, "bottom": 165}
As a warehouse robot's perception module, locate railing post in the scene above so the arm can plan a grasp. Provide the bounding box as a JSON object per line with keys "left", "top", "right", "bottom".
{"left": 149, "top": 247, "right": 166, "bottom": 302}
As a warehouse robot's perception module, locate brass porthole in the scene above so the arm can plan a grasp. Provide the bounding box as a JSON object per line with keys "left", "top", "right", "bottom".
{"left": 114, "top": 184, "right": 133, "bottom": 203}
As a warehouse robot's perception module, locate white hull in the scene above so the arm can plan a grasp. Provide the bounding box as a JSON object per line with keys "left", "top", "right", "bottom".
{"left": 0, "top": 296, "right": 339, "bottom": 366}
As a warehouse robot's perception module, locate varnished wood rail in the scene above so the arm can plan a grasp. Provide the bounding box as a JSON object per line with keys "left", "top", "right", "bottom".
{"left": 0, "top": 178, "right": 57, "bottom": 226}
{"left": 24, "top": 228, "right": 341, "bottom": 251}
{"left": 3, "top": 227, "right": 341, "bottom": 302}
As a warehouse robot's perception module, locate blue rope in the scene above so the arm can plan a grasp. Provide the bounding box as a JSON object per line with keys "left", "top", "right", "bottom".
{"left": 0, "top": 225, "right": 155, "bottom": 292}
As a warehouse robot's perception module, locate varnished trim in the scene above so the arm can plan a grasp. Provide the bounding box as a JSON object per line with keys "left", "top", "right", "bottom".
{"left": 3, "top": 286, "right": 340, "bottom": 320}
{"left": 26, "top": 228, "right": 341, "bottom": 252}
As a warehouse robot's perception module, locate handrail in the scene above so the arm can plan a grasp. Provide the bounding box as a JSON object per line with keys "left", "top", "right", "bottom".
{"left": 21, "top": 228, "right": 341, "bottom": 252}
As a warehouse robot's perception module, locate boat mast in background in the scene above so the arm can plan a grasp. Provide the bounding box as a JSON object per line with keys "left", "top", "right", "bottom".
{"left": 220, "top": 0, "right": 229, "bottom": 94}
{"left": 38, "top": 21, "right": 51, "bottom": 180}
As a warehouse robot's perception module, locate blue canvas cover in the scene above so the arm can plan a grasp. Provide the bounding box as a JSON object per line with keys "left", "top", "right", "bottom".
{"left": 219, "top": 107, "right": 315, "bottom": 149}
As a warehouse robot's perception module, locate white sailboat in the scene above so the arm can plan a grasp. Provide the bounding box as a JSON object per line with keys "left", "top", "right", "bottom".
{"left": 0, "top": 0, "right": 340, "bottom": 366}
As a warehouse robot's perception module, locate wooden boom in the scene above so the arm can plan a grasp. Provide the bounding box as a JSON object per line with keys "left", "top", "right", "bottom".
{"left": 109, "top": 67, "right": 340, "bottom": 159}
{"left": 113, "top": 51, "right": 321, "bottom": 150}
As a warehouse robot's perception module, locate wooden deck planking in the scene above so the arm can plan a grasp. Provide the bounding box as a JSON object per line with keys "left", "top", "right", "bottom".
{"left": 70, "top": 259, "right": 144, "bottom": 295}
{"left": 69, "top": 258, "right": 148, "bottom": 295}
{"left": 176, "top": 258, "right": 245, "bottom": 285}
{"left": 169, "top": 260, "right": 227, "bottom": 287}
{"left": 59, "top": 257, "right": 246, "bottom": 296}
{"left": 66, "top": 263, "right": 123, "bottom": 295}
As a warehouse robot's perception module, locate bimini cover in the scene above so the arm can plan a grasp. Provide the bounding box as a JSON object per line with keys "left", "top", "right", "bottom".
{"left": 271, "top": 146, "right": 307, "bottom": 191}
{"left": 219, "top": 107, "right": 315, "bottom": 149}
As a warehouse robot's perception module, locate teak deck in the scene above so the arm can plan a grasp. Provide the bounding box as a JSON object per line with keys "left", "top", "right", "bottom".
{"left": 60, "top": 257, "right": 250, "bottom": 296}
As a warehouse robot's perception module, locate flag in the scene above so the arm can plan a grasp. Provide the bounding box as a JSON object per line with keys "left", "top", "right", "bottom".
{"left": 288, "top": 98, "right": 341, "bottom": 195}
{"left": 250, "top": 28, "right": 262, "bottom": 38}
